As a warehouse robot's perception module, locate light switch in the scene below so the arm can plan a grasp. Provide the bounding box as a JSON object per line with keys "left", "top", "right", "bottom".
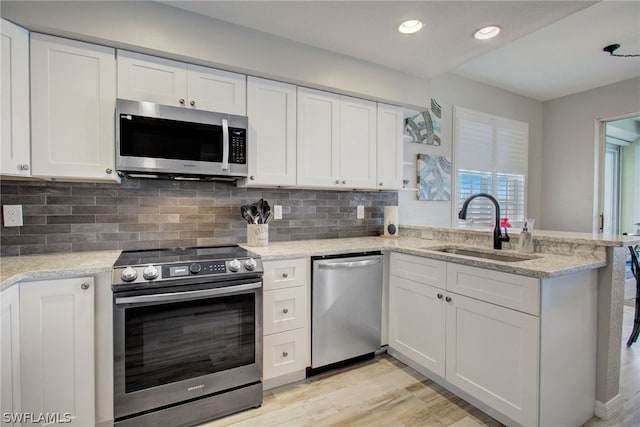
{"left": 274, "top": 205, "right": 283, "bottom": 220}
{"left": 357, "top": 205, "right": 365, "bottom": 219}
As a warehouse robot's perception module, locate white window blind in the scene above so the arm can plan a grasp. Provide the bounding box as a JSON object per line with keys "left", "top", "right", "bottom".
{"left": 454, "top": 107, "right": 529, "bottom": 228}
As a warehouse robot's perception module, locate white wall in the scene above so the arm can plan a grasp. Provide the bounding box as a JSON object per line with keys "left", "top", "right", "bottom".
{"left": 541, "top": 77, "right": 640, "bottom": 232}
{"left": 400, "top": 74, "right": 544, "bottom": 229}
{"left": 0, "top": 0, "right": 429, "bottom": 109}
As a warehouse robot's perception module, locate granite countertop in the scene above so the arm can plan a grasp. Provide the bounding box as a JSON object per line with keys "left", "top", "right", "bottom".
{"left": 1, "top": 229, "right": 624, "bottom": 292}
{"left": 241, "top": 235, "right": 608, "bottom": 279}
{"left": 0, "top": 250, "right": 121, "bottom": 291}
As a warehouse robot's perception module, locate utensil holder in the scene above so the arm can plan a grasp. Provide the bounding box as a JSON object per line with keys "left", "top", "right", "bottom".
{"left": 247, "top": 224, "right": 268, "bottom": 247}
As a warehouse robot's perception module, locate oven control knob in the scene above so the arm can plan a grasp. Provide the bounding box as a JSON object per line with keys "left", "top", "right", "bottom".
{"left": 121, "top": 266, "right": 138, "bottom": 282}
{"left": 189, "top": 263, "right": 202, "bottom": 274}
{"left": 143, "top": 265, "right": 159, "bottom": 280}
{"left": 228, "top": 259, "right": 241, "bottom": 272}
{"left": 244, "top": 258, "right": 257, "bottom": 271}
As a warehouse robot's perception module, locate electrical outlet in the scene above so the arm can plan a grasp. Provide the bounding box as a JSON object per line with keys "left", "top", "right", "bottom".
{"left": 3, "top": 205, "right": 23, "bottom": 227}
{"left": 357, "top": 205, "right": 365, "bottom": 219}
{"left": 274, "top": 205, "right": 283, "bottom": 220}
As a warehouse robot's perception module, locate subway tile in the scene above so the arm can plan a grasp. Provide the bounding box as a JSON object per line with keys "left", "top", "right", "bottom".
{"left": 47, "top": 196, "right": 95, "bottom": 205}
{"left": 119, "top": 223, "right": 159, "bottom": 232}
{"left": 160, "top": 222, "right": 198, "bottom": 232}
{"left": 119, "top": 240, "right": 160, "bottom": 251}
{"left": 20, "top": 224, "right": 71, "bottom": 235}
{"left": 96, "top": 214, "right": 139, "bottom": 224}
{"left": 97, "top": 232, "right": 140, "bottom": 242}
{"left": 20, "top": 185, "right": 71, "bottom": 196}
{"left": 47, "top": 215, "right": 96, "bottom": 224}
{"left": 21, "top": 243, "right": 72, "bottom": 255}
{"left": 73, "top": 205, "right": 118, "bottom": 215}
{"left": 71, "top": 223, "right": 119, "bottom": 233}
{"left": 2, "top": 234, "right": 47, "bottom": 245}
{"left": 72, "top": 241, "right": 119, "bottom": 252}
{"left": 23, "top": 216, "right": 46, "bottom": 225}
{"left": 47, "top": 233, "right": 97, "bottom": 244}
{"left": 2, "top": 195, "right": 46, "bottom": 205}
{"left": 72, "top": 186, "right": 118, "bottom": 197}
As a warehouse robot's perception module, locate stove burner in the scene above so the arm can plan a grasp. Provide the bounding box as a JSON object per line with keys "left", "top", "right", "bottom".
{"left": 112, "top": 245, "right": 262, "bottom": 289}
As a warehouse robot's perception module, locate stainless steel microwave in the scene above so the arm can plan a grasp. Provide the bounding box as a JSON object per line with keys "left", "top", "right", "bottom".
{"left": 116, "top": 99, "right": 248, "bottom": 180}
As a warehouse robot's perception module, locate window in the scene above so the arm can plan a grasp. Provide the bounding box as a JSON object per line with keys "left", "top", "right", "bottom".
{"left": 454, "top": 107, "right": 529, "bottom": 228}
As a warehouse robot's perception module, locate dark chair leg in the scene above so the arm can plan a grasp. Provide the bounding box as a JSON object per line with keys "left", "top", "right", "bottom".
{"left": 627, "top": 247, "right": 640, "bottom": 346}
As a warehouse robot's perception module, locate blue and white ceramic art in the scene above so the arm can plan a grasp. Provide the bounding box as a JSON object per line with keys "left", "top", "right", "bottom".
{"left": 417, "top": 154, "right": 451, "bottom": 201}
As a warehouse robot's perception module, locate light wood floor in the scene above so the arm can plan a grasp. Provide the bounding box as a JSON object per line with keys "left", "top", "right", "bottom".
{"left": 203, "top": 307, "right": 640, "bottom": 427}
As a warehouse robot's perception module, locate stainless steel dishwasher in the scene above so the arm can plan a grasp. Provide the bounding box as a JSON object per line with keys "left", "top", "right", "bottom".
{"left": 311, "top": 252, "right": 383, "bottom": 370}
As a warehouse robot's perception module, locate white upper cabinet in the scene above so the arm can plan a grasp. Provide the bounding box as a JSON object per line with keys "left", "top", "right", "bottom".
{"left": 339, "top": 96, "right": 377, "bottom": 189}
{"left": 1, "top": 19, "right": 31, "bottom": 177}
{"left": 244, "top": 77, "right": 297, "bottom": 186}
{"left": 30, "top": 33, "right": 118, "bottom": 182}
{"left": 297, "top": 87, "right": 377, "bottom": 189}
{"left": 376, "top": 103, "right": 404, "bottom": 190}
{"left": 297, "top": 87, "right": 340, "bottom": 188}
{"left": 117, "top": 50, "right": 246, "bottom": 115}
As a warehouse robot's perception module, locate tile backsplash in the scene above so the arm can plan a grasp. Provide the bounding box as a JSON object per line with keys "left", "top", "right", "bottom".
{"left": 0, "top": 178, "right": 397, "bottom": 256}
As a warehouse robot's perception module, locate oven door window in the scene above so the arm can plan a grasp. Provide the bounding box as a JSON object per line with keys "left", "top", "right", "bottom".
{"left": 119, "top": 115, "right": 223, "bottom": 162}
{"left": 124, "top": 294, "right": 255, "bottom": 393}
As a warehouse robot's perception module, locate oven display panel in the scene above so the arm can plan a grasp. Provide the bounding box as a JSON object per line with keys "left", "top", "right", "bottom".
{"left": 165, "top": 261, "right": 227, "bottom": 277}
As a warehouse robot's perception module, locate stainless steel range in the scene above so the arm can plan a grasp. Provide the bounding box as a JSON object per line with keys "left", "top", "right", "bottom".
{"left": 111, "top": 245, "right": 263, "bottom": 427}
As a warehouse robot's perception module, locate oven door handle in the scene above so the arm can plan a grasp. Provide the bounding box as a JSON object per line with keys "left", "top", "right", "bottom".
{"left": 114, "top": 282, "right": 262, "bottom": 305}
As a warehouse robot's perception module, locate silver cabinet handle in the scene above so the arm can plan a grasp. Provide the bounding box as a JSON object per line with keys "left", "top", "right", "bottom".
{"left": 250, "top": 176, "right": 255, "bottom": 180}
{"left": 282, "top": 351, "right": 288, "bottom": 358}
{"left": 342, "top": 180, "right": 346, "bottom": 184}
{"left": 282, "top": 272, "right": 288, "bottom": 278}
{"left": 283, "top": 308, "right": 289, "bottom": 314}
{"left": 105, "top": 168, "right": 113, "bottom": 174}
{"left": 115, "top": 282, "right": 261, "bottom": 305}
{"left": 19, "top": 164, "right": 29, "bottom": 171}
{"left": 437, "top": 293, "right": 443, "bottom": 299}
{"left": 318, "top": 258, "right": 381, "bottom": 270}
{"left": 335, "top": 180, "right": 340, "bottom": 184}
{"left": 379, "top": 182, "right": 383, "bottom": 186}
{"left": 190, "top": 100, "right": 196, "bottom": 107}
{"left": 445, "top": 296, "right": 452, "bottom": 303}
{"left": 179, "top": 98, "right": 185, "bottom": 105}
{"left": 81, "top": 282, "right": 90, "bottom": 290}
{"left": 221, "top": 118, "right": 229, "bottom": 171}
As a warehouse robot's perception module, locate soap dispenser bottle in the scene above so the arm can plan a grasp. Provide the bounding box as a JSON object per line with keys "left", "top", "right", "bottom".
{"left": 518, "top": 219, "right": 534, "bottom": 253}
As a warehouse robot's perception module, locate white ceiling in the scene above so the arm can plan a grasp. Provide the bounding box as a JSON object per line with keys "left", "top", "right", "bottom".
{"left": 162, "top": 1, "right": 640, "bottom": 102}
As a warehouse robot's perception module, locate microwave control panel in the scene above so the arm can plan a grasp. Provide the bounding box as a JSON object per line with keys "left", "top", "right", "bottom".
{"left": 229, "top": 128, "right": 247, "bottom": 164}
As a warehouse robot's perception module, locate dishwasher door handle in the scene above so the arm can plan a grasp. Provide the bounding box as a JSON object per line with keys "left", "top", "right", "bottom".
{"left": 318, "top": 258, "right": 381, "bottom": 270}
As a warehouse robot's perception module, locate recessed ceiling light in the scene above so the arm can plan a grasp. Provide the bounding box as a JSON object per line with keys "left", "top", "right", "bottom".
{"left": 474, "top": 25, "right": 501, "bottom": 40}
{"left": 398, "top": 19, "right": 424, "bottom": 34}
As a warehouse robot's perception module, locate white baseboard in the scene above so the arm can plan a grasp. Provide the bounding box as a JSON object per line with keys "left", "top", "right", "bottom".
{"left": 595, "top": 394, "right": 623, "bottom": 419}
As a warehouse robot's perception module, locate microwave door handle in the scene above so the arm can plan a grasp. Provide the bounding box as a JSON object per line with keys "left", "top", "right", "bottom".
{"left": 221, "top": 118, "right": 229, "bottom": 171}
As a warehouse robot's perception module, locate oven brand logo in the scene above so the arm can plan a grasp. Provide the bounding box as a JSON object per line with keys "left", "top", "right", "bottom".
{"left": 187, "top": 384, "right": 205, "bottom": 392}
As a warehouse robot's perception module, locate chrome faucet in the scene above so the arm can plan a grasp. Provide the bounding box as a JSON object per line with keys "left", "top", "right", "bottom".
{"left": 458, "top": 193, "right": 510, "bottom": 249}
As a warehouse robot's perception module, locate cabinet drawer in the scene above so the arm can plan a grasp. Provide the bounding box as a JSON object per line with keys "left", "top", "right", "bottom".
{"left": 263, "top": 328, "right": 309, "bottom": 380}
{"left": 263, "top": 258, "right": 308, "bottom": 291}
{"left": 390, "top": 253, "right": 446, "bottom": 289}
{"left": 264, "top": 286, "right": 307, "bottom": 335}
{"left": 446, "top": 263, "right": 540, "bottom": 315}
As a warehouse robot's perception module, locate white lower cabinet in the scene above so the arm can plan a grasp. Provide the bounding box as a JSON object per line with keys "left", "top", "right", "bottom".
{"left": 262, "top": 258, "right": 310, "bottom": 388}
{"left": 389, "top": 253, "right": 538, "bottom": 426}
{"left": 1, "top": 285, "right": 21, "bottom": 427}
{"left": 445, "top": 291, "right": 539, "bottom": 426}
{"left": 389, "top": 252, "right": 597, "bottom": 427}
{"left": 19, "top": 277, "right": 95, "bottom": 426}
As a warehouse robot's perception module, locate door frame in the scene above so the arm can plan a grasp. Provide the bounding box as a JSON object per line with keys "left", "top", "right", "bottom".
{"left": 594, "top": 111, "right": 640, "bottom": 234}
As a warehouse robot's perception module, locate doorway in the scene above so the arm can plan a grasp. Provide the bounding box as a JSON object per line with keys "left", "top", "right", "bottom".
{"left": 600, "top": 115, "right": 640, "bottom": 235}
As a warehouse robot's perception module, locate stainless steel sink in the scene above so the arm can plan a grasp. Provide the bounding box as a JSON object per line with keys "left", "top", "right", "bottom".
{"left": 422, "top": 246, "right": 538, "bottom": 263}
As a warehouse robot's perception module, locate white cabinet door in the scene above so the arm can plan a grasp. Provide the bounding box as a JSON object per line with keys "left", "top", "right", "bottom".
{"left": 263, "top": 328, "right": 309, "bottom": 381}
{"left": 445, "top": 293, "right": 539, "bottom": 427}
{"left": 245, "top": 77, "right": 296, "bottom": 186}
{"left": 1, "top": 285, "right": 21, "bottom": 427}
{"left": 297, "top": 87, "right": 340, "bottom": 188}
{"left": 20, "top": 277, "right": 95, "bottom": 426}
{"left": 187, "top": 64, "right": 246, "bottom": 115}
{"left": 31, "top": 34, "right": 118, "bottom": 181}
{"left": 376, "top": 103, "right": 404, "bottom": 190}
{"left": 339, "top": 96, "right": 377, "bottom": 189}
{"left": 1, "top": 19, "right": 30, "bottom": 177}
{"left": 388, "top": 275, "right": 446, "bottom": 377}
{"left": 117, "top": 50, "right": 188, "bottom": 106}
